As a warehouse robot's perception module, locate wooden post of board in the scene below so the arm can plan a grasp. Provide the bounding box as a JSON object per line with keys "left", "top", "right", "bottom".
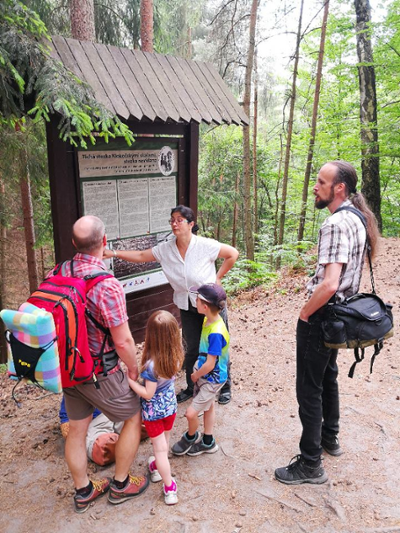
{"left": 188, "top": 122, "right": 199, "bottom": 215}
{"left": 45, "top": 118, "right": 78, "bottom": 261}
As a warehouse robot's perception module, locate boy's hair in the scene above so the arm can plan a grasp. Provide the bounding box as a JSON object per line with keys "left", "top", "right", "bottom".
{"left": 190, "top": 283, "right": 227, "bottom": 311}
{"left": 199, "top": 300, "right": 221, "bottom": 314}
{"left": 142, "top": 310, "right": 184, "bottom": 379}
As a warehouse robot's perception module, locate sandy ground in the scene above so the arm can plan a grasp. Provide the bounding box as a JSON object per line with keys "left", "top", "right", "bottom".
{"left": 0, "top": 237, "right": 399, "bottom": 533}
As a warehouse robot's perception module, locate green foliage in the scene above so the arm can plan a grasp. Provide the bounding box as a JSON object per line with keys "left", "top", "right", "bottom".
{"left": 0, "top": 363, "right": 7, "bottom": 374}
{"left": 198, "top": 125, "right": 243, "bottom": 244}
{"left": 0, "top": 120, "right": 53, "bottom": 246}
{"left": 0, "top": 0, "right": 134, "bottom": 147}
{"left": 222, "top": 235, "right": 316, "bottom": 296}
{"left": 223, "top": 258, "right": 278, "bottom": 295}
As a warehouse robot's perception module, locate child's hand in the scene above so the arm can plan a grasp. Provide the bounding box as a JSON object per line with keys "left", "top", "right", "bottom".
{"left": 127, "top": 367, "right": 138, "bottom": 382}
{"left": 191, "top": 372, "right": 198, "bottom": 383}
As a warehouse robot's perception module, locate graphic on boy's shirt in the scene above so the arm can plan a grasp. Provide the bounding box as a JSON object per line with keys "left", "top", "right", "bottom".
{"left": 197, "top": 317, "right": 229, "bottom": 384}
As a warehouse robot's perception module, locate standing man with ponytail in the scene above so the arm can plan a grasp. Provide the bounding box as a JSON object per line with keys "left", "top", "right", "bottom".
{"left": 275, "top": 161, "right": 379, "bottom": 485}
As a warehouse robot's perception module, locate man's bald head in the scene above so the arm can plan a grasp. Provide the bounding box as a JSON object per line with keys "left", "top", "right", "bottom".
{"left": 72, "top": 216, "right": 105, "bottom": 254}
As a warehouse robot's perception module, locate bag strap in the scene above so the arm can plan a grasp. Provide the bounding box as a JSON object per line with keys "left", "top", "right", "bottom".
{"left": 83, "top": 273, "right": 114, "bottom": 370}
{"left": 52, "top": 259, "right": 72, "bottom": 277}
{"left": 334, "top": 205, "right": 375, "bottom": 294}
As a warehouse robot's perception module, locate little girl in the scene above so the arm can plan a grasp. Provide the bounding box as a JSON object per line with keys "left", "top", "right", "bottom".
{"left": 128, "top": 310, "right": 184, "bottom": 505}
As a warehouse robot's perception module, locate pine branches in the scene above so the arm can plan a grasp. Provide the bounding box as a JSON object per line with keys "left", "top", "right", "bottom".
{"left": 0, "top": 0, "right": 134, "bottom": 147}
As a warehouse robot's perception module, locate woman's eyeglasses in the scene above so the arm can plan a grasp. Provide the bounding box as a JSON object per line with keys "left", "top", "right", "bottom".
{"left": 169, "top": 218, "right": 188, "bottom": 226}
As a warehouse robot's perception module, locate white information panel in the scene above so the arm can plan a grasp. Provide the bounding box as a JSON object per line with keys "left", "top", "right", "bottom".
{"left": 82, "top": 180, "right": 119, "bottom": 240}
{"left": 79, "top": 143, "right": 178, "bottom": 294}
{"left": 117, "top": 178, "right": 149, "bottom": 238}
{"left": 149, "top": 177, "right": 177, "bottom": 233}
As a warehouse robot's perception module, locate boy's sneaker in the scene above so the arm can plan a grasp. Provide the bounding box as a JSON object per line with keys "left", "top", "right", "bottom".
{"left": 275, "top": 455, "right": 328, "bottom": 485}
{"left": 171, "top": 431, "right": 201, "bottom": 455}
{"left": 148, "top": 456, "right": 162, "bottom": 483}
{"left": 74, "top": 478, "right": 111, "bottom": 513}
{"left": 108, "top": 473, "right": 149, "bottom": 504}
{"left": 187, "top": 437, "right": 219, "bottom": 456}
{"left": 163, "top": 478, "right": 178, "bottom": 505}
{"left": 321, "top": 434, "right": 343, "bottom": 456}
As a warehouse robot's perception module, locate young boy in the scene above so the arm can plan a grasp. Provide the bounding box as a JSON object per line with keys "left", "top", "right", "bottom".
{"left": 171, "top": 283, "right": 230, "bottom": 456}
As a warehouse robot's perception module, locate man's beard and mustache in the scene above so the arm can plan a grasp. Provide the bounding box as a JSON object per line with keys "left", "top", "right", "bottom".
{"left": 315, "top": 185, "right": 335, "bottom": 209}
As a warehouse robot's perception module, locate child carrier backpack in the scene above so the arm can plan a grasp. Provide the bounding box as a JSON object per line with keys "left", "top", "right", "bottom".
{"left": 321, "top": 206, "right": 394, "bottom": 377}
{"left": 3, "top": 259, "right": 115, "bottom": 395}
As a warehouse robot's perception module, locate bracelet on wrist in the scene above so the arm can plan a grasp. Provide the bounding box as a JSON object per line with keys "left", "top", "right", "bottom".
{"left": 113, "top": 249, "right": 117, "bottom": 258}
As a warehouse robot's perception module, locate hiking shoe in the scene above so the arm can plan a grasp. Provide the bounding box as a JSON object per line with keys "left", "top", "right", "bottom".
{"left": 218, "top": 390, "right": 231, "bottom": 405}
{"left": 171, "top": 431, "right": 201, "bottom": 455}
{"left": 275, "top": 455, "right": 328, "bottom": 485}
{"left": 322, "top": 434, "right": 343, "bottom": 457}
{"left": 163, "top": 478, "right": 178, "bottom": 505}
{"left": 176, "top": 388, "right": 193, "bottom": 403}
{"left": 108, "top": 473, "right": 149, "bottom": 504}
{"left": 74, "top": 478, "right": 111, "bottom": 513}
{"left": 148, "top": 456, "right": 162, "bottom": 483}
{"left": 187, "top": 437, "right": 219, "bottom": 456}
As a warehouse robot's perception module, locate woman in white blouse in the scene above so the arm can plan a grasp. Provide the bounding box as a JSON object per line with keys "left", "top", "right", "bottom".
{"left": 104, "top": 205, "right": 239, "bottom": 405}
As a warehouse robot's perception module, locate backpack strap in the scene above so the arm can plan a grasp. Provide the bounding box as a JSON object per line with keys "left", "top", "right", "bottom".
{"left": 52, "top": 260, "right": 71, "bottom": 277}
{"left": 83, "top": 272, "right": 115, "bottom": 375}
{"left": 334, "top": 205, "right": 375, "bottom": 294}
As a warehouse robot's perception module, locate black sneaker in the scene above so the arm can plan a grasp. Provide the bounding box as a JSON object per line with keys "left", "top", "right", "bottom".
{"left": 176, "top": 388, "right": 193, "bottom": 403}
{"left": 322, "top": 434, "right": 343, "bottom": 456}
{"left": 171, "top": 431, "right": 201, "bottom": 455}
{"left": 275, "top": 455, "right": 328, "bottom": 485}
{"left": 218, "top": 390, "right": 231, "bottom": 405}
{"left": 74, "top": 478, "right": 111, "bottom": 513}
{"left": 187, "top": 437, "right": 219, "bottom": 456}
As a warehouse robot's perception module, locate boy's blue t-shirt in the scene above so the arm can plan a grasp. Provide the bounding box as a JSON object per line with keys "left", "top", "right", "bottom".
{"left": 197, "top": 316, "right": 230, "bottom": 384}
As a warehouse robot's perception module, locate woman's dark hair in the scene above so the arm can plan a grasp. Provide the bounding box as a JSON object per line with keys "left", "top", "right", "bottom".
{"left": 170, "top": 205, "right": 199, "bottom": 233}
{"left": 329, "top": 160, "right": 379, "bottom": 259}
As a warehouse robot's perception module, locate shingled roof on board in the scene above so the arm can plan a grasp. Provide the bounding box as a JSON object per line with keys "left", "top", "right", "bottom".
{"left": 50, "top": 36, "right": 249, "bottom": 126}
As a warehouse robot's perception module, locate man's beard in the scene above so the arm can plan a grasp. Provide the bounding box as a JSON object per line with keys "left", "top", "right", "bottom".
{"left": 315, "top": 186, "right": 335, "bottom": 209}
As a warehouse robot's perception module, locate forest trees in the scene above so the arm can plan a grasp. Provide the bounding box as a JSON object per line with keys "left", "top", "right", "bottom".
{"left": 242, "top": 0, "right": 258, "bottom": 261}
{"left": 140, "top": 0, "right": 154, "bottom": 52}
{"left": 1, "top": 0, "right": 399, "bottom": 324}
{"left": 70, "top": 0, "right": 95, "bottom": 41}
{"left": 354, "top": 0, "right": 382, "bottom": 230}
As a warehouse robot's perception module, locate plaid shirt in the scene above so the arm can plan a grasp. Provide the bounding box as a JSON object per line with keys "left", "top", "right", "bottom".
{"left": 307, "top": 199, "right": 367, "bottom": 302}
{"left": 48, "top": 253, "right": 128, "bottom": 356}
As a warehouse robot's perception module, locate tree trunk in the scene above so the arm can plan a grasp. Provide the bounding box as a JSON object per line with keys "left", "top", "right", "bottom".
{"left": 140, "top": 0, "right": 154, "bottom": 53}
{"left": 232, "top": 171, "right": 240, "bottom": 248}
{"left": 253, "top": 48, "right": 259, "bottom": 237}
{"left": 186, "top": 26, "right": 193, "bottom": 59}
{"left": 298, "top": 0, "right": 330, "bottom": 243}
{"left": 354, "top": 0, "right": 382, "bottom": 230}
{"left": 277, "top": 0, "right": 304, "bottom": 248}
{"left": 70, "top": 0, "right": 95, "bottom": 41}
{"left": 242, "top": 0, "right": 258, "bottom": 261}
{"left": 273, "top": 134, "right": 284, "bottom": 247}
{"left": 19, "top": 146, "right": 39, "bottom": 293}
{"left": 0, "top": 177, "right": 7, "bottom": 363}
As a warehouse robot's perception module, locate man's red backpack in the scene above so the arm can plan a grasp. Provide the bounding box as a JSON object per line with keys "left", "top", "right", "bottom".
{"left": 28, "top": 260, "right": 113, "bottom": 389}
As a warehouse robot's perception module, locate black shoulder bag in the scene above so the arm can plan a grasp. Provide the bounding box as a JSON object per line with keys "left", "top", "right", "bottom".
{"left": 321, "top": 206, "right": 394, "bottom": 378}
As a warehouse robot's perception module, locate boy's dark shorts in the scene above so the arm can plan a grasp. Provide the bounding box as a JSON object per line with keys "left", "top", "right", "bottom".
{"left": 63, "top": 369, "right": 140, "bottom": 422}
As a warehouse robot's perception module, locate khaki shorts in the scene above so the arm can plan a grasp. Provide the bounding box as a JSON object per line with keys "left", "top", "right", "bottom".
{"left": 63, "top": 369, "right": 140, "bottom": 422}
{"left": 191, "top": 379, "right": 225, "bottom": 413}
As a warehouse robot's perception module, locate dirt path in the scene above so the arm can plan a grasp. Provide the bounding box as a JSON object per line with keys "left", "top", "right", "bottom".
{"left": 1, "top": 237, "right": 399, "bottom": 533}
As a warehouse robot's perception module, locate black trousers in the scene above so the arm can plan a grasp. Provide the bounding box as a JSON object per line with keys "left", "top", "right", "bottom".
{"left": 180, "top": 301, "right": 231, "bottom": 394}
{"left": 296, "top": 313, "right": 339, "bottom": 463}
